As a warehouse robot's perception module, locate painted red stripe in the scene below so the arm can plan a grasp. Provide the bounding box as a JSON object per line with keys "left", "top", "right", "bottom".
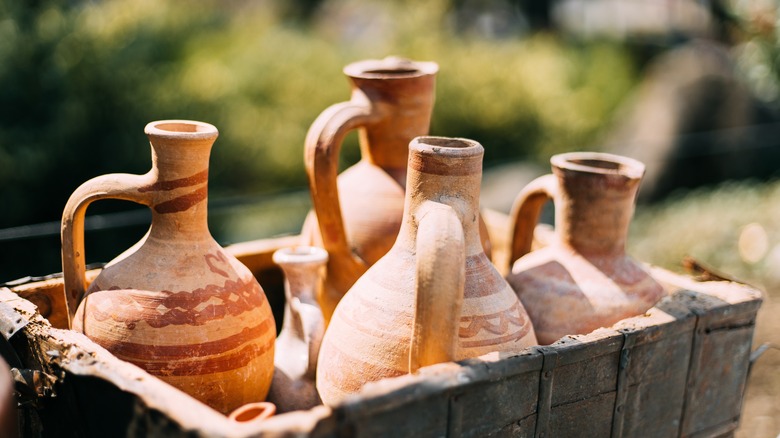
{"left": 154, "top": 186, "right": 208, "bottom": 214}
{"left": 139, "top": 169, "right": 209, "bottom": 192}
{"left": 97, "top": 320, "right": 273, "bottom": 359}
{"left": 408, "top": 153, "right": 481, "bottom": 176}
{"left": 127, "top": 339, "right": 274, "bottom": 377}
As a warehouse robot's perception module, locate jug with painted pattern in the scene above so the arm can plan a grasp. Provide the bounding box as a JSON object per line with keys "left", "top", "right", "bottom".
{"left": 61, "top": 120, "right": 275, "bottom": 414}
{"left": 316, "top": 137, "right": 537, "bottom": 406}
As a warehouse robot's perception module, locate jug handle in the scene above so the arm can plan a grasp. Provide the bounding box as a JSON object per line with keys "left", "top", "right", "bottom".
{"left": 304, "top": 101, "right": 375, "bottom": 272}
{"left": 507, "top": 174, "right": 558, "bottom": 273}
{"left": 61, "top": 172, "right": 155, "bottom": 328}
{"left": 409, "top": 202, "right": 465, "bottom": 373}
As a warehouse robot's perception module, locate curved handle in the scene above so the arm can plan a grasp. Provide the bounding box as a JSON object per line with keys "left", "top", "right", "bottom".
{"left": 507, "top": 174, "right": 558, "bottom": 272}
{"left": 409, "top": 202, "right": 465, "bottom": 373}
{"left": 61, "top": 172, "right": 155, "bottom": 328}
{"left": 304, "top": 101, "right": 374, "bottom": 268}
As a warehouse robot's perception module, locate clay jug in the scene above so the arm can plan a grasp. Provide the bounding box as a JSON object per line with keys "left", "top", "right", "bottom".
{"left": 302, "top": 57, "right": 492, "bottom": 323}
{"left": 316, "top": 137, "right": 537, "bottom": 406}
{"left": 267, "top": 246, "right": 327, "bottom": 413}
{"left": 61, "top": 120, "right": 275, "bottom": 414}
{"left": 506, "top": 152, "right": 665, "bottom": 345}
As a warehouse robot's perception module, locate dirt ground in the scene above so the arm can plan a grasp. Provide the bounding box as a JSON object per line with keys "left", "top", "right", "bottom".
{"left": 736, "top": 294, "right": 780, "bottom": 438}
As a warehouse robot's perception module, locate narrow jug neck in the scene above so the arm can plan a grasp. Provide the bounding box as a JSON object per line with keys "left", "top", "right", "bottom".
{"left": 346, "top": 58, "right": 437, "bottom": 174}
{"left": 400, "top": 137, "right": 484, "bottom": 255}
{"left": 143, "top": 120, "right": 218, "bottom": 241}
{"left": 552, "top": 153, "right": 644, "bottom": 257}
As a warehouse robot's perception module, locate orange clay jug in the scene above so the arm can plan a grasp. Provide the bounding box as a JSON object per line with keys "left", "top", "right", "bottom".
{"left": 506, "top": 152, "right": 665, "bottom": 345}
{"left": 316, "top": 137, "right": 536, "bottom": 406}
{"left": 61, "top": 120, "right": 275, "bottom": 414}
{"left": 267, "top": 246, "right": 328, "bottom": 413}
{"left": 302, "top": 57, "right": 491, "bottom": 323}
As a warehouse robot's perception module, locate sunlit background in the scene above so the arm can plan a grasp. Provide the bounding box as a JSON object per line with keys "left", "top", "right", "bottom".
{"left": 0, "top": 0, "right": 779, "bottom": 435}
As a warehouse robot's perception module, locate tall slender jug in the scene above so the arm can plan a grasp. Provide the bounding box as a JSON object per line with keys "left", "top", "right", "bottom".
{"left": 506, "top": 152, "right": 665, "bottom": 345}
{"left": 303, "top": 57, "right": 492, "bottom": 323}
{"left": 61, "top": 120, "right": 275, "bottom": 414}
{"left": 267, "top": 246, "right": 328, "bottom": 413}
{"left": 316, "top": 137, "right": 536, "bottom": 406}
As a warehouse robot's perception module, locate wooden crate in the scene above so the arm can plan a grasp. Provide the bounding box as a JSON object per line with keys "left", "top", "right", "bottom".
{"left": 0, "top": 231, "right": 763, "bottom": 437}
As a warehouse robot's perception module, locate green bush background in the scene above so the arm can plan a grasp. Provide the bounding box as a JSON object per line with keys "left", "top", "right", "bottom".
{"left": 0, "top": 0, "right": 637, "bottom": 227}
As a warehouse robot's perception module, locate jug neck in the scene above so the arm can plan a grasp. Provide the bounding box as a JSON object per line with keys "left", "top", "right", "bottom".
{"left": 274, "top": 247, "right": 328, "bottom": 337}
{"left": 143, "top": 121, "right": 218, "bottom": 241}
{"left": 399, "top": 137, "right": 484, "bottom": 255}
{"left": 345, "top": 58, "right": 437, "bottom": 176}
{"left": 552, "top": 153, "right": 644, "bottom": 258}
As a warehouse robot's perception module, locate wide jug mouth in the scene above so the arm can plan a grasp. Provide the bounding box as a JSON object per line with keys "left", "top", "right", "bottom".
{"left": 551, "top": 151, "right": 644, "bottom": 180}
{"left": 408, "top": 136, "right": 483, "bottom": 176}
{"left": 272, "top": 246, "right": 329, "bottom": 265}
{"left": 144, "top": 120, "right": 219, "bottom": 141}
{"left": 344, "top": 56, "right": 438, "bottom": 80}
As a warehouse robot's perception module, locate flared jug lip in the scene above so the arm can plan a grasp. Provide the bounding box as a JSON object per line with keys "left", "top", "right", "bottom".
{"left": 344, "top": 57, "right": 438, "bottom": 79}
{"left": 411, "top": 136, "right": 483, "bottom": 158}
{"left": 273, "top": 246, "right": 329, "bottom": 265}
{"left": 551, "top": 151, "right": 645, "bottom": 179}
{"left": 145, "top": 120, "right": 219, "bottom": 140}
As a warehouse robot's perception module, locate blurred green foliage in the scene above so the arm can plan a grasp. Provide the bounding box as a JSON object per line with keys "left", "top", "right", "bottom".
{"left": 631, "top": 179, "right": 780, "bottom": 292}
{"left": 0, "top": 0, "right": 640, "bottom": 281}
{"left": 0, "top": 0, "right": 638, "bottom": 231}
{"left": 723, "top": 0, "right": 780, "bottom": 107}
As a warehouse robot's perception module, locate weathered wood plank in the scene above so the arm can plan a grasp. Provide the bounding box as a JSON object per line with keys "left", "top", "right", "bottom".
{"left": 548, "top": 391, "right": 616, "bottom": 437}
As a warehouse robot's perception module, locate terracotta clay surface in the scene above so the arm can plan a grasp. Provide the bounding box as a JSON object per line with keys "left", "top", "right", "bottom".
{"left": 61, "top": 120, "right": 275, "bottom": 414}
{"left": 316, "top": 137, "right": 536, "bottom": 406}
{"left": 228, "top": 401, "right": 276, "bottom": 425}
{"left": 302, "top": 57, "right": 493, "bottom": 323}
{"left": 267, "top": 246, "right": 328, "bottom": 413}
{"left": 506, "top": 152, "right": 665, "bottom": 345}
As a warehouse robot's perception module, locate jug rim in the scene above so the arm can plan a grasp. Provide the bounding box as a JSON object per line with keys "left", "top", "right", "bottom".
{"left": 551, "top": 151, "right": 644, "bottom": 179}
{"left": 345, "top": 57, "right": 438, "bottom": 79}
{"left": 145, "top": 120, "right": 219, "bottom": 140}
{"left": 273, "top": 246, "right": 329, "bottom": 265}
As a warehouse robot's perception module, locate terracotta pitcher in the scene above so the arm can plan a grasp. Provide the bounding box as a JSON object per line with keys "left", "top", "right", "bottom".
{"left": 302, "top": 57, "right": 492, "bottom": 323}
{"left": 316, "top": 137, "right": 537, "bottom": 406}
{"left": 61, "top": 120, "right": 275, "bottom": 414}
{"left": 506, "top": 152, "right": 665, "bottom": 345}
{"left": 267, "top": 246, "right": 327, "bottom": 413}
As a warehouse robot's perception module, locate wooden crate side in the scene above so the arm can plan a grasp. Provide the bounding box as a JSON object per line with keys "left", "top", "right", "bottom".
{"left": 548, "top": 391, "right": 616, "bottom": 438}
{"left": 336, "top": 353, "right": 544, "bottom": 438}
{"left": 543, "top": 332, "right": 623, "bottom": 407}
{"left": 680, "top": 322, "right": 756, "bottom": 437}
{"left": 454, "top": 371, "right": 540, "bottom": 437}
{"left": 614, "top": 295, "right": 697, "bottom": 438}
{"left": 348, "top": 394, "right": 449, "bottom": 438}
{"left": 652, "top": 270, "right": 763, "bottom": 437}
